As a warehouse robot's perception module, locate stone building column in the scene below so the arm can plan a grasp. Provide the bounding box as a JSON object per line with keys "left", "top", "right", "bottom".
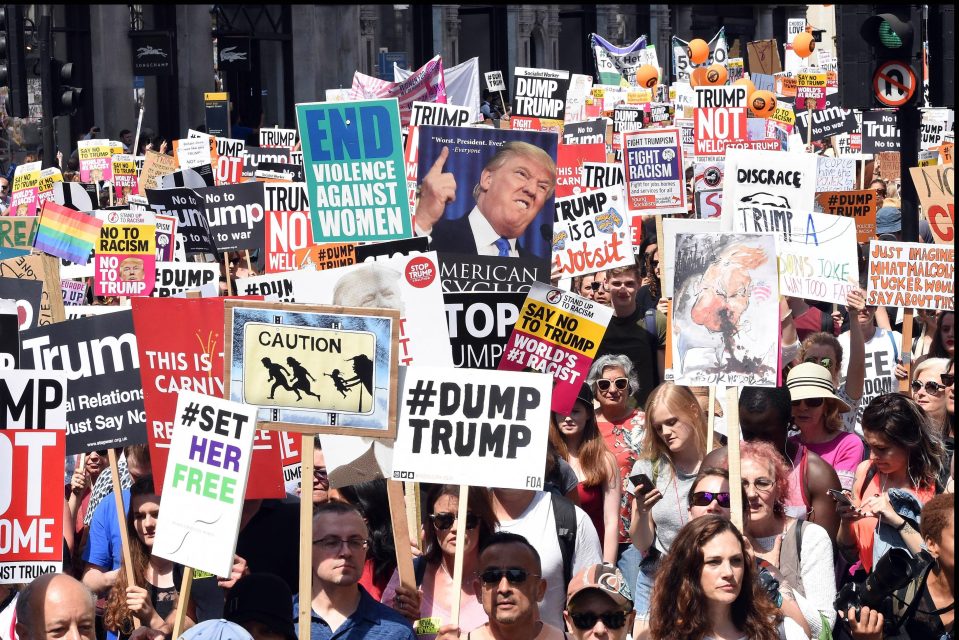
{"left": 88, "top": 5, "right": 136, "bottom": 135}
{"left": 175, "top": 5, "right": 215, "bottom": 132}
{"left": 291, "top": 5, "right": 361, "bottom": 99}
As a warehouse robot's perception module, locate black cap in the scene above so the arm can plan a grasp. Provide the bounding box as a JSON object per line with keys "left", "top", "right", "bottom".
{"left": 224, "top": 573, "right": 296, "bottom": 640}
{"left": 575, "top": 382, "right": 594, "bottom": 408}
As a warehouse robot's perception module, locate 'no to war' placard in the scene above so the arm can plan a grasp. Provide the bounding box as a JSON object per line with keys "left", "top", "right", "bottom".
{"left": 0, "top": 430, "right": 65, "bottom": 584}
{"left": 392, "top": 366, "right": 552, "bottom": 490}
{"left": 152, "top": 392, "right": 258, "bottom": 578}
{"left": 296, "top": 99, "right": 413, "bottom": 243}
{"left": 866, "top": 241, "right": 954, "bottom": 311}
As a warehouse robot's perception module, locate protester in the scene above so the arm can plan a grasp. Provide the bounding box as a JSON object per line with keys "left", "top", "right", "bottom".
{"left": 686, "top": 467, "right": 732, "bottom": 521}
{"left": 15, "top": 574, "right": 96, "bottom": 640}
{"left": 911, "top": 357, "right": 951, "bottom": 450}
{"left": 563, "top": 564, "right": 635, "bottom": 640}
{"left": 914, "top": 310, "right": 954, "bottom": 366}
{"left": 67, "top": 449, "right": 108, "bottom": 538}
{"left": 800, "top": 329, "right": 864, "bottom": 436}
{"left": 635, "top": 246, "right": 661, "bottom": 315}
{"left": 786, "top": 362, "right": 864, "bottom": 491}
{"left": 435, "top": 532, "right": 567, "bottom": 639}
{"left": 330, "top": 479, "right": 396, "bottom": 600}
{"left": 550, "top": 382, "right": 622, "bottom": 563}
{"left": 224, "top": 573, "right": 296, "bottom": 640}
{"left": 647, "top": 516, "right": 806, "bottom": 640}
{"left": 836, "top": 394, "right": 945, "bottom": 573}
{"left": 945, "top": 358, "right": 955, "bottom": 461}
{"left": 103, "top": 476, "right": 195, "bottom": 639}
{"left": 296, "top": 437, "right": 330, "bottom": 508}
{"left": 591, "top": 271, "right": 611, "bottom": 307}
{"left": 383, "top": 484, "right": 497, "bottom": 634}
{"left": 628, "top": 383, "right": 709, "bottom": 624}
{"left": 489, "top": 487, "right": 602, "bottom": 628}
{"left": 298, "top": 501, "right": 414, "bottom": 639}
{"left": 787, "top": 297, "right": 839, "bottom": 342}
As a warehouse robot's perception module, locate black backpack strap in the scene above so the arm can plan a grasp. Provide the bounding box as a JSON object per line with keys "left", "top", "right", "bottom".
{"left": 413, "top": 555, "right": 428, "bottom": 588}
{"left": 551, "top": 492, "right": 577, "bottom": 588}
{"left": 858, "top": 465, "right": 879, "bottom": 501}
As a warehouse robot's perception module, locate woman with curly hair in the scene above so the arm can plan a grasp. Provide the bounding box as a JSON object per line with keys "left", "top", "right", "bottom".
{"left": 550, "top": 383, "right": 621, "bottom": 563}
{"left": 103, "top": 477, "right": 195, "bottom": 640}
{"left": 835, "top": 393, "right": 946, "bottom": 573}
{"left": 647, "top": 515, "right": 806, "bottom": 640}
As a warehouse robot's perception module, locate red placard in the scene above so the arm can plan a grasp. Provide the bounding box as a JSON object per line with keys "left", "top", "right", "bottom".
{"left": 555, "top": 143, "right": 607, "bottom": 198}
{"left": 131, "top": 297, "right": 285, "bottom": 498}
{"left": 0, "top": 430, "right": 65, "bottom": 583}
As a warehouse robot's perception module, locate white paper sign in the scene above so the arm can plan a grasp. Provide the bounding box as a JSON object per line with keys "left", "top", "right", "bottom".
{"left": 866, "top": 242, "right": 955, "bottom": 311}
{"left": 0, "top": 370, "right": 68, "bottom": 430}
{"left": 391, "top": 366, "right": 551, "bottom": 489}
{"left": 153, "top": 391, "right": 258, "bottom": 577}
{"left": 815, "top": 157, "right": 856, "bottom": 193}
{"left": 721, "top": 148, "right": 818, "bottom": 230}
{"left": 484, "top": 71, "right": 506, "bottom": 92}
{"left": 552, "top": 186, "right": 633, "bottom": 278}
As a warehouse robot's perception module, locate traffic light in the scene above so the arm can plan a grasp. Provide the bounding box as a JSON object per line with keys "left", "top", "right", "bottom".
{"left": 0, "top": 5, "right": 29, "bottom": 118}
{"left": 50, "top": 58, "right": 81, "bottom": 115}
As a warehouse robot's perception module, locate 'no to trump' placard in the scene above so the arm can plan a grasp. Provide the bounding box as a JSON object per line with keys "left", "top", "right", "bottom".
{"left": 392, "top": 367, "right": 551, "bottom": 490}
{"left": 866, "top": 241, "right": 954, "bottom": 311}
{"left": 0, "top": 430, "right": 65, "bottom": 583}
{"left": 152, "top": 392, "right": 257, "bottom": 578}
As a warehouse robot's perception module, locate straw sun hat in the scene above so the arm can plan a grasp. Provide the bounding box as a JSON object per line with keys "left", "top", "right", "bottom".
{"left": 785, "top": 362, "right": 851, "bottom": 413}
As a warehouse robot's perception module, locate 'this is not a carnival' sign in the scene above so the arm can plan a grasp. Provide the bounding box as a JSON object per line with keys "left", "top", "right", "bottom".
{"left": 296, "top": 99, "right": 413, "bottom": 243}
{"left": 391, "top": 366, "right": 552, "bottom": 489}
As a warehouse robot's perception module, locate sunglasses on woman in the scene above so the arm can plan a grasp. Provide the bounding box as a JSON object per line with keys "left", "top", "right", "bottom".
{"left": 791, "top": 397, "right": 825, "bottom": 408}
{"left": 942, "top": 373, "right": 955, "bottom": 387}
{"left": 569, "top": 611, "right": 629, "bottom": 630}
{"left": 912, "top": 380, "right": 947, "bottom": 394}
{"left": 479, "top": 567, "right": 538, "bottom": 585}
{"left": 690, "top": 491, "right": 731, "bottom": 508}
{"left": 803, "top": 356, "right": 833, "bottom": 370}
{"left": 596, "top": 377, "right": 629, "bottom": 392}
{"left": 430, "top": 512, "right": 479, "bottom": 530}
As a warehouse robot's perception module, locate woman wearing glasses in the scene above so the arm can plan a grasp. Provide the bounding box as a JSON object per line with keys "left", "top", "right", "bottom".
{"left": 648, "top": 515, "right": 806, "bottom": 640}
{"left": 786, "top": 362, "right": 864, "bottom": 490}
{"left": 687, "top": 467, "right": 733, "bottom": 521}
{"left": 383, "top": 484, "right": 498, "bottom": 637}
{"left": 836, "top": 394, "right": 945, "bottom": 574}
{"left": 550, "top": 383, "right": 622, "bottom": 564}
{"left": 911, "top": 358, "right": 952, "bottom": 452}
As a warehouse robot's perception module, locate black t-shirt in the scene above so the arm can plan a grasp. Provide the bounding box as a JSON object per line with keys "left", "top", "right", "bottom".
{"left": 235, "top": 500, "right": 301, "bottom": 593}
{"left": 900, "top": 579, "right": 952, "bottom": 639}
{"left": 635, "top": 286, "right": 658, "bottom": 315}
{"left": 595, "top": 307, "right": 664, "bottom": 406}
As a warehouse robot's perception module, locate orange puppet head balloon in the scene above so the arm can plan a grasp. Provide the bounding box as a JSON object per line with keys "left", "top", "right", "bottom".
{"left": 688, "top": 38, "right": 710, "bottom": 65}
{"left": 705, "top": 64, "right": 728, "bottom": 86}
{"left": 734, "top": 78, "right": 756, "bottom": 97}
{"left": 636, "top": 64, "right": 659, "bottom": 89}
{"left": 690, "top": 67, "right": 709, "bottom": 87}
{"left": 792, "top": 31, "right": 815, "bottom": 58}
{"left": 749, "top": 90, "right": 777, "bottom": 117}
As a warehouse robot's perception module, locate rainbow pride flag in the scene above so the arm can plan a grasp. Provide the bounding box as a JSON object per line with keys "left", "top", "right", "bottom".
{"left": 33, "top": 202, "right": 103, "bottom": 264}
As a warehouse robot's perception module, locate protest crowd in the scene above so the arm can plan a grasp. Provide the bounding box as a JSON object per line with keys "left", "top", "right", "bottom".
{"left": 1, "top": 8, "right": 956, "bottom": 640}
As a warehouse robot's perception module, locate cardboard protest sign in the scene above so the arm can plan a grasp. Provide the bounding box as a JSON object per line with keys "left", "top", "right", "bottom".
{"left": 0, "top": 429, "right": 65, "bottom": 584}
{"left": 552, "top": 186, "right": 632, "bottom": 278}
{"left": 671, "top": 233, "right": 780, "bottom": 386}
{"left": 0, "top": 299, "right": 17, "bottom": 368}
{"left": 0, "top": 254, "right": 65, "bottom": 326}
{"left": 673, "top": 29, "right": 728, "bottom": 83}
{"left": 445, "top": 292, "right": 524, "bottom": 369}
{"left": 498, "top": 283, "right": 612, "bottom": 413}
{"left": 0, "top": 216, "right": 37, "bottom": 261}
{"left": 264, "top": 183, "right": 311, "bottom": 273}
{"left": 291, "top": 252, "right": 453, "bottom": 367}
{"left": 511, "top": 67, "right": 571, "bottom": 131}
{"left": 33, "top": 203, "right": 103, "bottom": 265}
{"left": 694, "top": 86, "right": 748, "bottom": 159}
{"left": 622, "top": 128, "right": 686, "bottom": 214}
{"left": 746, "top": 40, "right": 782, "bottom": 75}
{"left": 195, "top": 182, "right": 266, "bottom": 253}
{"left": 153, "top": 263, "right": 220, "bottom": 298}
{"left": 10, "top": 162, "right": 41, "bottom": 217}
{"left": 0, "top": 370, "right": 66, "bottom": 435}
{"left": 410, "top": 101, "right": 471, "bottom": 128}
{"left": 241, "top": 146, "right": 291, "bottom": 180}
{"left": 721, "top": 148, "right": 818, "bottom": 228}
{"left": 351, "top": 54, "right": 446, "bottom": 126}
{"left": 793, "top": 96, "right": 858, "bottom": 142}
{"left": 862, "top": 111, "right": 900, "bottom": 153}
{"left": 146, "top": 188, "right": 215, "bottom": 254}
{"left": 590, "top": 33, "right": 650, "bottom": 85}
{"left": 138, "top": 150, "right": 179, "bottom": 193}
{"left": 485, "top": 71, "right": 506, "bottom": 92}
{"left": 733, "top": 206, "right": 858, "bottom": 305}
{"left": 562, "top": 120, "right": 606, "bottom": 146}
{"left": 866, "top": 242, "right": 954, "bottom": 311}
{"left": 93, "top": 213, "right": 157, "bottom": 297}
{"left": 556, "top": 143, "right": 607, "bottom": 198}
{"left": 815, "top": 190, "right": 877, "bottom": 242}
{"left": 910, "top": 165, "right": 954, "bottom": 244}
{"left": 0, "top": 278, "right": 42, "bottom": 331}
{"left": 581, "top": 163, "right": 624, "bottom": 190}
{"left": 391, "top": 366, "right": 552, "bottom": 489}
{"left": 259, "top": 127, "right": 297, "bottom": 149}
{"left": 132, "top": 298, "right": 283, "bottom": 498}
{"left": 152, "top": 392, "right": 258, "bottom": 577}
{"left": 815, "top": 157, "right": 856, "bottom": 192}
{"left": 20, "top": 310, "right": 147, "bottom": 454}
{"left": 661, "top": 218, "right": 721, "bottom": 298}
{"left": 296, "top": 99, "right": 413, "bottom": 243}
{"left": 78, "top": 140, "right": 113, "bottom": 183}
{"left": 416, "top": 125, "right": 558, "bottom": 260}
{"left": 295, "top": 244, "right": 356, "bottom": 271}
{"left": 438, "top": 254, "right": 548, "bottom": 293}
{"left": 225, "top": 300, "right": 400, "bottom": 437}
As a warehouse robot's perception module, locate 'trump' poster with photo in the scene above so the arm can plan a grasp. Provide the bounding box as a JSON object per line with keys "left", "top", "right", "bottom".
{"left": 152, "top": 392, "right": 257, "bottom": 578}
{"left": 94, "top": 215, "right": 157, "bottom": 297}
{"left": 622, "top": 128, "right": 686, "bottom": 214}
{"left": 391, "top": 366, "right": 552, "bottom": 489}
{"left": 296, "top": 99, "right": 413, "bottom": 243}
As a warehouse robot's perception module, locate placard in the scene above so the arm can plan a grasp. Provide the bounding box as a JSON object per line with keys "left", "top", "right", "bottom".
{"left": 815, "top": 190, "right": 877, "bottom": 242}
{"left": 721, "top": 148, "right": 818, "bottom": 228}
{"left": 512, "top": 67, "right": 571, "bottom": 129}
{"left": 794, "top": 97, "right": 858, "bottom": 142}
{"left": 438, "top": 254, "right": 548, "bottom": 293}
{"left": 910, "top": 165, "right": 954, "bottom": 244}
{"left": 10, "top": 162, "right": 41, "bottom": 217}
{"left": 196, "top": 182, "right": 266, "bottom": 253}
{"left": 264, "top": 183, "right": 311, "bottom": 272}
{"left": 694, "top": 86, "right": 748, "bottom": 159}
{"left": 152, "top": 263, "right": 220, "bottom": 298}
{"left": 622, "top": 128, "right": 686, "bottom": 214}
{"left": 0, "top": 371, "right": 68, "bottom": 430}
{"left": 555, "top": 143, "right": 607, "bottom": 198}
{"left": 0, "top": 278, "right": 43, "bottom": 331}
{"left": 409, "top": 101, "right": 472, "bottom": 128}
{"left": 146, "top": 188, "right": 215, "bottom": 255}
{"left": 0, "top": 254, "right": 66, "bottom": 326}
{"left": 796, "top": 72, "right": 827, "bottom": 110}
{"left": 862, "top": 111, "right": 900, "bottom": 153}
{"left": 445, "top": 292, "right": 524, "bottom": 369}
{"left": 391, "top": 366, "right": 552, "bottom": 489}
{"left": 498, "top": 283, "right": 612, "bottom": 413}
{"left": 152, "top": 392, "right": 258, "bottom": 577}
{"left": 562, "top": 120, "right": 606, "bottom": 145}
{"left": 662, "top": 218, "right": 722, "bottom": 297}
{"left": 259, "top": 127, "right": 297, "bottom": 149}
{"left": 94, "top": 217, "right": 157, "bottom": 297}
{"left": 0, "top": 216, "right": 37, "bottom": 261}
{"left": 552, "top": 186, "right": 632, "bottom": 278}
{"left": 581, "top": 163, "right": 624, "bottom": 190}
{"left": 865, "top": 242, "right": 954, "bottom": 311}
{"left": 815, "top": 157, "right": 856, "bottom": 192}
{"left": 484, "top": 71, "right": 506, "bottom": 92}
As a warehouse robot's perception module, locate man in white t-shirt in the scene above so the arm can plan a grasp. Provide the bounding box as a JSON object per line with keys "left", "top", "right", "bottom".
{"left": 490, "top": 489, "right": 603, "bottom": 629}
{"left": 838, "top": 304, "right": 902, "bottom": 434}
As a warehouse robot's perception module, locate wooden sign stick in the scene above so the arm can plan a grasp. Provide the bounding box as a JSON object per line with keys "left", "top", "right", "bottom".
{"left": 170, "top": 567, "right": 194, "bottom": 640}
{"left": 223, "top": 253, "right": 233, "bottom": 296}
{"left": 705, "top": 386, "right": 716, "bottom": 451}
{"left": 725, "top": 386, "right": 744, "bottom": 531}
{"left": 449, "top": 484, "right": 470, "bottom": 628}
{"left": 244, "top": 250, "right": 253, "bottom": 274}
{"left": 899, "top": 309, "right": 915, "bottom": 393}
{"left": 298, "top": 434, "right": 315, "bottom": 640}
{"left": 404, "top": 481, "right": 422, "bottom": 552}
{"left": 806, "top": 105, "right": 813, "bottom": 150}
{"left": 386, "top": 480, "right": 416, "bottom": 591}
{"left": 107, "top": 449, "right": 139, "bottom": 629}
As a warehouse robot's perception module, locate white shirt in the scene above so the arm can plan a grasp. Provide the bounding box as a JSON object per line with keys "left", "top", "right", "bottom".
{"left": 467, "top": 207, "right": 518, "bottom": 257}
{"left": 494, "top": 491, "right": 603, "bottom": 628}
{"left": 838, "top": 327, "right": 902, "bottom": 435}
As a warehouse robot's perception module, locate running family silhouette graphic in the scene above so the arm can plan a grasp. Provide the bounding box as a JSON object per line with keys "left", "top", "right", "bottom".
{"left": 261, "top": 353, "right": 375, "bottom": 410}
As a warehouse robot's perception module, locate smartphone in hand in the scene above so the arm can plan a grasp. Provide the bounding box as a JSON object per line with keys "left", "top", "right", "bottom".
{"left": 630, "top": 473, "right": 654, "bottom": 496}
{"left": 827, "top": 488, "right": 854, "bottom": 508}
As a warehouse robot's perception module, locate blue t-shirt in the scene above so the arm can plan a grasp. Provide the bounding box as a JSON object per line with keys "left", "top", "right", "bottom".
{"left": 82, "top": 489, "right": 130, "bottom": 570}
{"left": 292, "top": 585, "right": 415, "bottom": 640}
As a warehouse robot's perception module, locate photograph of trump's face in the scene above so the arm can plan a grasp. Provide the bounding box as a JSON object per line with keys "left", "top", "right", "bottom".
{"left": 474, "top": 143, "right": 556, "bottom": 239}
{"left": 331, "top": 264, "right": 405, "bottom": 315}
{"left": 119, "top": 257, "right": 145, "bottom": 282}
